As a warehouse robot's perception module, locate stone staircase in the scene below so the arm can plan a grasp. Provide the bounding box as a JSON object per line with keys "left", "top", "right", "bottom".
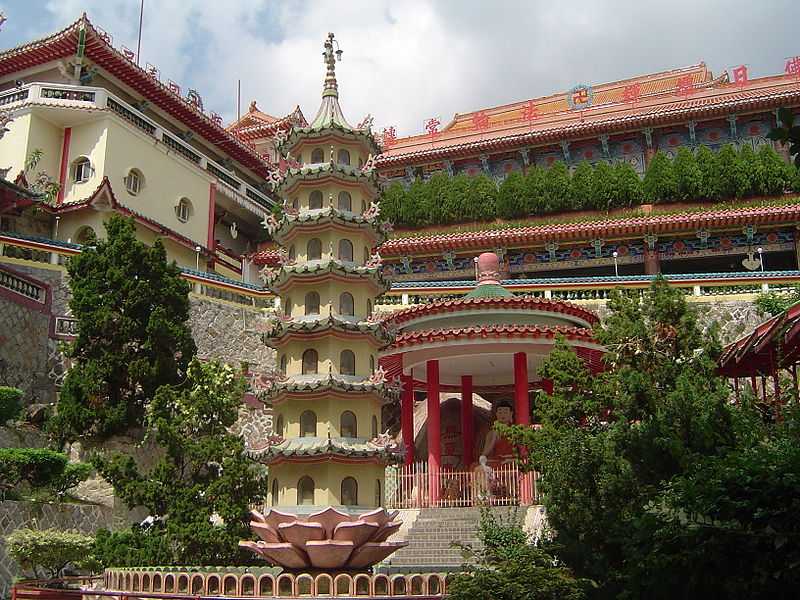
{"left": 382, "top": 506, "right": 525, "bottom": 572}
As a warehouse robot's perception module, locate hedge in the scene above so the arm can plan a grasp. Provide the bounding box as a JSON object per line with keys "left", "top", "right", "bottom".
{"left": 6, "top": 528, "right": 99, "bottom": 579}
{"left": 0, "top": 448, "right": 91, "bottom": 498}
{"left": 379, "top": 144, "right": 799, "bottom": 228}
{"left": 0, "top": 386, "right": 23, "bottom": 424}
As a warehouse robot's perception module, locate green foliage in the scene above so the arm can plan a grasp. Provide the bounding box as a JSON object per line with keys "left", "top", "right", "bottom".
{"left": 642, "top": 151, "right": 677, "bottom": 203}
{"left": 612, "top": 161, "right": 643, "bottom": 208}
{"left": 754, "top": 285, "right": 800, "bottom": 316}
{"left": 0, "top": 386, "right": 23, "bottom": 424}
{"left": 48, "top": 215, "right": 197, "bottom": 441}
{"left": 569, "top": 161, "right": 594, "bottom": 210}
{"left": 464, "top": 174, "right": 498, "bottom": 222}
{"left": 590, "top": 161, "right": 616, "bottom": 211}
{"left": 92, "top": 359, "right": 265, "bottom": 566}
{"left": 6, "top": 528, "right": 99, "bottom": 579}
{"left": 739, "top": 144, "right": 762, "bottom": 197}
{"left": 52, "top": 462, "right": 93, "bottom": 499}
{"left": 542, "top": 161, "right": 571, "bottom": 213}
{"left": 716, "top": 144, "right": 749, "bottom": 199}
{"left": 767, "top": 107, "right": 800, "bottom": 168}
{"left": 673, "top": 147, "right": 704, "bottom": 200}
{"left": 757, "top": 143, "right": 793, "bottom": 196}
{"left": 522, "top": 165, "right": 547, "bottom": 214}
{"left": 695, "top": 145, "right": 721, "bottom": 200}
{"left": 497, "top": 171, "right": 527, "bottom": 219}
{"left": 0, "top": 448, "right": 91, "bottom": 499}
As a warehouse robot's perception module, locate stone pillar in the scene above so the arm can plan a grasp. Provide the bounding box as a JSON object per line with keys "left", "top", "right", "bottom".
{"left": 401, "top": 374, "right": 415, "bottom": 466}
{"left": 426, "top": 360, "right": 441, "bottom": 505}
{"left": 513, "top": 352, "right": 530, "bottom": 426}
{"left": 460, "top": 375, "right": 474, "bottom": 467}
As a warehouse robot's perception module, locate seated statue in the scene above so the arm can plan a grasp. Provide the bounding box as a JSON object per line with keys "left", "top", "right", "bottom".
{"left": 479, "top": 401, "right": 516, "bottom": 467}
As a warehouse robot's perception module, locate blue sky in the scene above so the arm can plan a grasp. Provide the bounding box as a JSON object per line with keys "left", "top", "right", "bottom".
{"left": 1, "top": 1, "right": 799, "bottom": 135}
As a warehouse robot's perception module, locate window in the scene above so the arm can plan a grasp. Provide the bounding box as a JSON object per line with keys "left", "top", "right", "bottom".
{"left": 339, "top": 292, "right": 354, "bottom": 316}
{"left": 340, "top": 410, "right": 357, "bottom": 437}
{"left": 361, "top": 199, "right": 367, "bottom": 213}
{"left": 369, "top": 355, "right": 375, "bottom": 374}
{"left": 298, "top": 476, "right": 315, "bottom": 505}
{"left": 337, "top": 191, "right": 352, "bottom": 212}
{"left": 338, "top": 239, "right": 353, "bottom": 262}
{"left": 302, "top": 349, "right": 318, "bottom": 375}
{"left": 288, "top": 245, "right": 296, "bottom": 260}
{"left": 284, "top": 297, "right": 292, "bottom": 317}
{"left": 275, "top": 414, "right": 284, "bottom": 436}
{"left": 74, "top": 226, "right": 96, "bottom": 246}
{"left": 304, "top": 291, "right": 320, "bottom": 316}
{"left": 337, "top": 149, "right": 351, "bottom": 165}
{"left": 271, "top": 479, "right": 279, "bottom": 506}
{"left": 340, "top": 350, "right": 356, "bottom": 377}
{"left": 311, "top": 148, "right": 324, "bottom": 163}
{"left": 279, "top": 354, "right": 287, "bottom": 375}
{"left": 341, "top": 477, "right": 358, "bottom": 506}
{"left": 374, "top": 479, "right": 382, "bottom": 507}
{"left": 367, "top": 299, "right": 372, "bottom": 317}
{"left": 71, "top": 157, "right": 92, "bottom": 183}
{"left": 300, "top": 410, "right": 317, "bottom": 437}
{"left": 175, "top": 197, "right": 192, "bottom": 222}
{"left": 307, "top": 238, "right": 322, "bottom": 260}
{"left": 124, "top": 169, "right": 144, "bottom": 195}
{"left": 309, "top": 190, "right": 323, "bottom": 209}
{"left": 291, "top": 197, "right": 299, "bottom": 210}
{"left": 371, "top": 415, "right": 378, "bottom": 438}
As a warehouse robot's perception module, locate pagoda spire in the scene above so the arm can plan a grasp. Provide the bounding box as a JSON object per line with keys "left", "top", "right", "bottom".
{"left": 310, "top": 32, "right": 353, "bottom": 130}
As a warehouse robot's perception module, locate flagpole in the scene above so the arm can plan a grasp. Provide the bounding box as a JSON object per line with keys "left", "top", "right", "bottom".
{"left": 136, "top": 0, "right": 144, "bottom": 65}
{"left": 237, "top": 79, "right": 241, "bottom": 121}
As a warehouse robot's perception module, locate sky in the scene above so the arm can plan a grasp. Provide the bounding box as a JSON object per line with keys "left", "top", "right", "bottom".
{"left": 1, "top": 0, "right": 799, "bottom": 136}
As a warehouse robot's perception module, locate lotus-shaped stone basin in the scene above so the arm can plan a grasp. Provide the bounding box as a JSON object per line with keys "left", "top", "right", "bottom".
{"left": 239, "top": 507, "right": 407, "bottom": 570}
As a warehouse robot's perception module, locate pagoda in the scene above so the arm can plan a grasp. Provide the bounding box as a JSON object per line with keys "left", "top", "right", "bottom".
{"left": 257, "top": 33, "right": 398, "bottom": 512}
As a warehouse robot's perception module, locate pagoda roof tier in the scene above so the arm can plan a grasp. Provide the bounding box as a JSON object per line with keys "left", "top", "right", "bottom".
{"left": 268, "top": 206, "right": 388, "bottom": 247}
{"left": 227, "top": 103, "right": 307, "bottom": 142}
{"left": 262, "top": 314, "right": 393, "bottom": 348}
{"left": 248, "top": 436, "right": 401, "bottom": 465}
{"left": 274, "top": 162, "right": 380, "bottom": 197}
{"left": 265, "top": 259, "right": 389, "bottom": 295}
{"left": 382, "top": 296, "right": 599, "bottom": 329}
{"left": 258, "top": 373, "right": 394, "bottom": 406}
{"left": 277, "top": 123, "right": 381, "bottom": 158}
{"left": 379, "top": 201, "right": 800, "bottom": 257}
{"left": 0, "top": 15, "right": 273, "bottom": 178}
{"left": 377, "top": 67, "right": 800, "bottom": 167}
{"left": 388, "top": 323, "right": 595, "bottom": 351}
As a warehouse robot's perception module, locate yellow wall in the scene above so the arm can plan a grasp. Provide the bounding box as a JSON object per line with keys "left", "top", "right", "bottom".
{"left": 288, "top": 229, "right": 375, "bottom": 264}
{"left": 274, "top": 394, "right": 381, "bottom": 440}
{"left": 294, "top": 140, "right": 370, "bottom": 170}
{"left": 61, "top": 118, "right": 108, "bottom": 204}
{"left": 0, "top": 112, "right": 62, "bottom": 183}
{"left": 283, "top": 280, "right": 376, "bottom": 320}
{"left": 269, "top": 462, "right": 385, "bottom": 508}
{"left": 279, "top": 337, "right": 378, "bottom": 378}
{"left": 289, "top": 181, "right": 375, "bottom": 214}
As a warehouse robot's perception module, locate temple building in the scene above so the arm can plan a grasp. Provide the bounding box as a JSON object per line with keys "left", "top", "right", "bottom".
{"left": 251, "top": 34, "right": 399, "bottom": 511}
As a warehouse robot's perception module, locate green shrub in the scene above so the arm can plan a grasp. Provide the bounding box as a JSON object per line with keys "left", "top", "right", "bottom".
{"left": 464, "top": 175, "right": 497, "bottom": 222}
{"left": 757, "top": 144, "right": 793, "bottom": 196}
{"left": 569, "top": 161, "right": 594, "bottom": 210}
{"left": 717, "top": 144, "right": 749, "bottom": 199}
{"left": 542, "top": 161, "right": 571, "bottom": 213}
{"left": 695, "top": 145, "right": 721, "bottom": 201}
{"left": 523, "top": 165, "right": 547, "bottom": 214}
{"left": 0, "top": 386, "right": 23, "bottom": 424}
{"left": 591, "top": 161, "right": 616, "bottom": 211}
{"left": 613, "top": 160, "right": 644, "bottom": 208}
{"left": 739, "top": 144, "right": 762, "bottom": 197}
{"left": 497, "top": 171, "right": 528, "bottom": 219}
{"left": 52, "top": 462, "right": 93, "bottom": 499}
{"left": 673, "top": 147, "right": 704, "bottom": 200}
{"left": 0, "top": 448, "right": 91, "bottom": 498}
{"left": 6, "top": 528, "right": 98, "bottom": 579}
{"left": 379, "top": 182, "right": 405, "bottom": 225}
{"left": 643, "top": 151, "right": 678, "bottom": 203}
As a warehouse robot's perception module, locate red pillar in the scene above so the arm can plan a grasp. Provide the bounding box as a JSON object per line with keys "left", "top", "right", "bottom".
{"left": 644, "top": 249, "right": 660, "bottom": 275}
{"left": 461, "top": 375, "right": 474, "bottom": 467}
{"left": 426, "top": 360, "right": 441, "bottom": 505}
{"left": 513, "top": 352, "right": 530, "bottom": 425}
{"left": 401, "top": 374, "right": 415, "bottom": 466}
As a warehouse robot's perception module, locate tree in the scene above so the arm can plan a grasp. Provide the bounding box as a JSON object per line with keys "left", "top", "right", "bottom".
{"left": 642, "top": 151, "right": 678, "bottom": 203}
{"left": 7, "top": 528, "right": 98, "bottom": 579}
{"left": 716, "top": 144, "right": 749, "bottom": 199}
{"left": 612, "top": 161, "right": 643, "bottom": 209}
{"left": 738, "top": 144, "right": 762, "bottom": 197}
{"left": 447, "top": 508, "right": 589, "bottom": 600}
{"left": 48, "top": 216, "right": 196, "bottom": 441}
{"left": 569, "top": 161, "right": 594, "bottom": 210}
{"left": 695, "top": 145, "right": 721, "bottom": 201}
{"left": 591, "top": 161, "right": 616, "bottom": 212}
{"left": 497, "top": 171, "right": 527, "bottom": 219}
{"left": 767, "top": 107, "right": 800, "bottom": 167}
{"left": 378, "top": 182, "right": 405, "bottom": 226}
{"left": 672, "top": 147, "right": 703, "bottom": 201}
{"left": 523, "top": 165, "right": 547, "bottom": 214}
{"left": 464, "top": 175, "right": 498, "bottom": 222}
{"left": 754, "top": 285, "right": 800, "bottom": 316}
{"left": 756, "top": 144, "right": 793, "bottom": 197}
{"left": 542, "top": 161, "right": 571, "bottom": 213}
{"left": 0, "top": 386, "right": 22, "bottom": 424}
{"left": 92, "top": 359, "right": 265, "bottom": 566}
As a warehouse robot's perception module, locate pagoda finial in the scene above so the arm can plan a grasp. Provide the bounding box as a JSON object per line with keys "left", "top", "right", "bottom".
{"left": 322, "top": 32, "right": 342, "bottom": 99}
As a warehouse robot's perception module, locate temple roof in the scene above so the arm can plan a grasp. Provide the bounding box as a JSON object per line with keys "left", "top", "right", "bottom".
{"left": 268, "top": 205, "right": 387, "bottom": 246}
{"left": 309, "top": 33, "right": 353, "bottom": 131}
{"left": 248, "top": 436, "right": 401, "bottom": 464}
{"left": 0, "top": 14, "right": 272, "bottom": 177}
{"left": 226, "top": 103, "right": 307, "bottom": 141}
{"left": 262, "top": 314, "right": 393, "bottom": 348}
{"left": 377, "top": 64, "right": 800, "bottom": 167}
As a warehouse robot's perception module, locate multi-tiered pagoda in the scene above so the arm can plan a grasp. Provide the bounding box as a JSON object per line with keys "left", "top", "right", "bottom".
{"left": 256, "top": 33, "right": 398, "bottom": 512}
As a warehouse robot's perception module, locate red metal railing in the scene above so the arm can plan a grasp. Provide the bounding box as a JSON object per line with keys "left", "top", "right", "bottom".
{"left": 387, "top": 461, "right": 540, "bottom": 508}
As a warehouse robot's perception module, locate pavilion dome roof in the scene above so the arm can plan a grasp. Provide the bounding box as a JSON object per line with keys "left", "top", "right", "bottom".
{"left": 463, "top": 252, "right": 514, "bottom": 299}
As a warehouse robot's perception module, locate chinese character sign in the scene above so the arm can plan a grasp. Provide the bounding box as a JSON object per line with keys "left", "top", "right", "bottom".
{"left": 472, "top": 110, "right": 489, "bottom": 131}
{"left": 786, "top": 56, "right": 800, "bottom": 81}
{"left": 121, "top": 46, "right": 135, "bottom": 61}
{"left": 168, "top": 80, "right": 181, "bottom": 96}
{"left": 210, "top": 112, "right": 223, "bottom": 126}
{"left": 381, "top": 126, "right": 397, "bottom": 149}
{"left": 623, "top": 82, "right": 641, "bottom": 105}
{"left": 521, "top": 100, "right": 539, "bottom": 125}
{"left": 676, "top": 75, "right": 695, "bottom": 97}
{"left": 567, "top": 84, "right": 594, "bottom": 110}
{"left": 187, "top": 89, "right": 204, "bottom": 112}
{"left": 732, "top": 65, "right": 748, "bottom": 87}
{"left": 424, "top": 118, "right": 441, "bottom": 137}
{"left": 145, "top": 63, "right": 159, "bottom": 80}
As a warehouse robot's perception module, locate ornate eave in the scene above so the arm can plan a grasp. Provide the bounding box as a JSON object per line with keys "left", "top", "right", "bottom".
{"left": 269, "top": 206, "right": 388, "bottom": 246}
{"left": 278, "top": 123, "right": 382, "bottom": 157}
{"left": 258, "top": 373, "right": 395, "bottom": 405}
{"left": 247, "top": 436, "right": 402, "bottom": 465}
{"left": 262, "top": 315, "right": 394, "bottom": 349}
{"left": 274, "top": 162, "right": 380, "bottom": 197}
{"left": 264, "top": 259, "right": 389, "bottom": 295}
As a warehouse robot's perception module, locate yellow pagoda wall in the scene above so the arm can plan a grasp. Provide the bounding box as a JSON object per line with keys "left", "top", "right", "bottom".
{"left": 274, "top": 394, "right": 382, "bottom": 439}
{"left": 283, "top": 280, "right": 377, "bottom": 319}
{"left": 288, "top": 182, "right": 374, "bottom": 215}
{"left": 278, "top": 337, "right": 379, "bottom": 377}
{"left": 293, "top": 141, "right": 369, "bottom": 169}
{"left": 286, "top": 229, "right": 375, "bottom": 264}
{"left": 269, "top": 462, "right": 385, "bottom": 508}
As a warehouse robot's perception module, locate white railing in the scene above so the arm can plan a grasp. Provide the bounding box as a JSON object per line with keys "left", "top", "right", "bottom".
{"left": 387, "top": 461, "right": 539, "bottom": 508}
{"left": 0, "top": 82, "right": 275, "bottom": 215}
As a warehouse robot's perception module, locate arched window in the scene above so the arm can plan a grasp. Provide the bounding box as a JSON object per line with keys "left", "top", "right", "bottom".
{"left": 337, "top": 149, "right": 351, "bottom": 165}
{"left": 302, "top": 349, "right": 318, "bottom": 375}
{"left": 291, "top": 197, "right": 299, "bottom": 210}
{"left": 340, "top": 351, "right": 356, "bottom": 377}
{"left": 338, "top": 239, "right": 353, "bottom": 262}
{"left": 374, "top": 479, "right": 382, "bottom": 507}
{"left": 337, "top": 191, "right": 352, "bottom": 211}
{"left": 309, "top": 190, "right": 323, "bottom": 209}
{"left": 371, "top": 414, "right": 378, "bottom": 438}
{"left": 304, "top": 291, "right": 320, "bottom": 315}
{"left": 74, "top": 226, "right": 96, "bottom": 246}
{"left": 340, "top": 410, "right": 357, "bottom": 437}
{"left": 300, "top": 410, "right": 317, "bottom": 437}
{"left": 361, "top": 199, "right": 367, "bottom": 213}
{"left": 71, "top": 156, "right": 92, "bottom": 183}
{"left": 311, "top": 148, "right": 324, "bottom": 163}
{"left": 271, "top": 479, "right": 279, "bottom": 506}
{"left": 175, "top": 197, "right": 193, "bottom": 222}
{"left": 364, "top": 246, "right": 369, "bottom": 262}
{"left": 284, "top": 297, "right": 292, "bottom": 317}
{"left": 341, "top": 477, "right": 358, "bottom": 506}
{"left": 369, "top": 355, "right": 375, "bottom": 374}
{"left": 339, "top": 292, "right": 354, "bottom": 316}
{"left": 366, "top": 299, "right": 372, "bottom": 317}
{"left": 287, "top": 245, "right": 296, "bottom": 260}
{"left": 275, "top": 414, "right": 284, "bottom": 437}
{"left": 298, "top": 476, "right": 315, "bottom": 505}
{"left": 280, "top": 354, "right": 287, "bottom": 375}
{"left": 124, "top": 168, "right": 144, "bottom": 195}
{"left": 307, "top": 238, "right": 322, "bottom": 260}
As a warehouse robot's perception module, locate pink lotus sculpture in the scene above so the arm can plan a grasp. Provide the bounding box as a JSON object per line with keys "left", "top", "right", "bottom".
{"left": 239, "top": 507, "right": 407, "bottom": 570}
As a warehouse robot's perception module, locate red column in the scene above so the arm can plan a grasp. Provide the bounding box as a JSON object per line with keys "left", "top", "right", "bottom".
{"left": 461, "top": 375, "right": 474, "bottom": 467}
{"left": 513, "top": 352, "right": 530, "bottom": 425}
{"left": 426, "top": 360, "right": 441, "bottom": 505}
{"left": 401, "top": 374, "right": 415, "bottom": 466}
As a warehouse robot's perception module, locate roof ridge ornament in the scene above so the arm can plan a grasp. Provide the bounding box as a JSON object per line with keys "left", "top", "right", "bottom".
{"left": 309, "top": 32, "right": 353, "bottom": 130}
{"left": 322, "top": 32, "right": 342, "bottom": 99}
